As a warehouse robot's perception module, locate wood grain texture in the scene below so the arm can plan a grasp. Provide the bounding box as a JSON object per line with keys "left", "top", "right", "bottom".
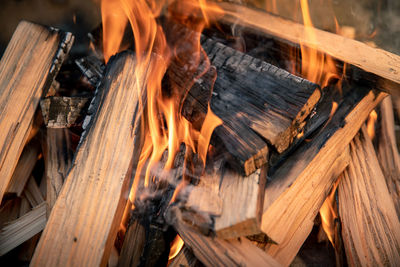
{"left": 5, "top": 140, "right": 41, "bottom": 196}
{"left": 263, "top": 147, "right": 350, "bottom": 266}
{"left": 260, "top": 88, "right": 386, "bottom": 264}
{"left": 169, "top": 245, "right": 201, "bottom": 267}
{"left": 31, "top": 52, "right": 145, "bottom": 267}
{"left": 377, "top": 96, "right": 400, "bottom": 219}
{"left": 118, "top": 219, "right": 146, "bottom": 267}
{"left": 0, "top": 202, "right": 47, "bottom": 256}
{"left": 0, "top": 21, "right": 73, "bottom": 203}
{"left": 166, "top": 206, "right": 281, "bottom": 267}
{"left": 215, "top": 2, "right": 400, "bottom": 96}
{"left": 339, "top": 126, "right": 400, "bottom": 266}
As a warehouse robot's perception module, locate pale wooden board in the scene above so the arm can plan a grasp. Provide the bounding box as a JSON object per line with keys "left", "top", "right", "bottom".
{"left": 215, "top": 2, "right": 400, "bottom": 96}
{"left": 0, "top": 21, "right": 73, "bottom": 202}
{"left": 260, "top": 88, "right": 386, "bottom": 265}
{"left": 339, "top": 126, "right": 400, "bottom": 266}
{"left": 31, "top": 52, "right": 145, "bottom": 267}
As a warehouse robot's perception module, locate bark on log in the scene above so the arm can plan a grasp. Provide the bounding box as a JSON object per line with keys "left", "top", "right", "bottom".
{"left": 165, "top": 206, "right": 281, "bottom": 267}
{"left": 376, "top": 96, "right": 400, "bottom": 219}
{"left": 260, "top": 87, "right": 386, "bottom": 265}
{"left": 31, "top": 51, "right": 145, "bottom": 267}
{"left": 0, "top": 21, "right": 73, "bottom": 202}
{"left": 213, "top": 2, "right": 400, "bottom": 97}
{"left": 338, "top": 126, "right": 400, "bottom": 266}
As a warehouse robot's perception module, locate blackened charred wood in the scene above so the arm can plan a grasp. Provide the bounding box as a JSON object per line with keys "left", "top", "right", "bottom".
{"left": 75, "top": 55, "right": 105, "bottom": 87}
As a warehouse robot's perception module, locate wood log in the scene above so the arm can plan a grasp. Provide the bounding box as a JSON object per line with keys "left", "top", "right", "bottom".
{"left": 165, "top": 206, "right": 281, "bottom": 267}
{"left": 338, "top": 126, "right": 400, "bottom": 266}
{"left": 40, "top": 96, "right": 89, "bottom": 128}
{"left": 376, "top": 96, "right": 400, "bottom": 218}
{"left": 184, "top": 158, "right": 267, "bottom": 239}
{"left": 0, "top": 21, "right": 73, "bottom": 203}
{"left": 42, "top": 128, "right": 73, "bottom": 210}
{"left": 212, "top": 2, "right": 400, "bottom": 97}
{"left": 31, "top": 51, "right": 145, "bottom": 267}
{"left": 5, "top": 140, "right": 41, "bottom": 196}
{"left": 260, "top": 87, "right": 386, "bottom": 265}
{"left": 169, "top": 245, "right": 201, "bottom": 267}
{"left": 118, "top": 219, "right": 146, "bottom": 267}
{"left": 0, "top": 202, "right": 47, "bottom": 256}
{"left": 23, "top": 176, "right": 44, "bottom": 208}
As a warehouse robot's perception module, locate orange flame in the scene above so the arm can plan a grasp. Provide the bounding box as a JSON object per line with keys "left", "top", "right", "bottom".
{"left": 320, "top": 180, "right": 340, "bottom": 246}
{"left": 367, "top": 110, "right": 378, "bottom": 140}
{"left": 100, "top": 0, "right": 223, "bottom": 205}
{"left": 168, "top": 235, "right": 184, "bottom": 260}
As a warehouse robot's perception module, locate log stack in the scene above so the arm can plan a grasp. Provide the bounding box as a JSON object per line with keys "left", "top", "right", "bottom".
{"left": 0, "top": 3, "right": 400, "bottom": 267}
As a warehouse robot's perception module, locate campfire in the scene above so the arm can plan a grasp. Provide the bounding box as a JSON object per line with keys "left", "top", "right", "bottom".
{"left": 0, "top": 0, "right": 400, "bottom": 266}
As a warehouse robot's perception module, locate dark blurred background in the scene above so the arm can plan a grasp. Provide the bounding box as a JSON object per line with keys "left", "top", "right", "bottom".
{"left": 0, "top": 0, "right": 399, "bottom": 57}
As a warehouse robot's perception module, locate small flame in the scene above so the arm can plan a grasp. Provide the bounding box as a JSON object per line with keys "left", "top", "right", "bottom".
{"left": 168, "top": 235, "right": 184, "bottom": 260}
{"left": 367, "top": 110, "right": 378, "bottom": 140}
{"left": 320, "top": 180, "right": 340, "bottom": 246}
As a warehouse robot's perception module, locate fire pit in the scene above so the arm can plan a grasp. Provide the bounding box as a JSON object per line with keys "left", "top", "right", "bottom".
{"left": 0, "top": 0, "right": 399, "bottom": 266}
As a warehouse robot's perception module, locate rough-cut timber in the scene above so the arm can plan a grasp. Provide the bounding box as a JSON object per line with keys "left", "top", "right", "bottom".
{"left": 214, "top": 2, "right": 400, "bottom": 97}
{"left": 0, "top": 21, "right": 73, "bottom": 203}
{"left": 377, "top": 96, "right": 400, "bottom": 218}
{"left": 0, "top": 202, "right": 47, "bottom": 256}
{"left": 260, "top": 87, "right": 386, "bottom": 265}
{"left": 338, "top": 126, "right": 400, "bottom": 266}
{"left": 40, "top": 96, "right": 88, "bottom": 128}
{"left": 263, "top": 147, "right": 350, "bottom": 266}
{"left": 5, "top": 140, "right": 41, "bottom": 196}
{"left": 165, "top": 206, "right": 281, "bottom": 267}
{"left": 31, "top": 52, "right": 145, "bottom": 267}
{"left": 184, "top": 158, "right": 267, "bottom": 239}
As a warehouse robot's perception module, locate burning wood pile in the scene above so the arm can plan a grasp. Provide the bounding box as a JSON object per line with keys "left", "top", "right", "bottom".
{"left": 0, "top": 0, "right": 399, "bottom": 266}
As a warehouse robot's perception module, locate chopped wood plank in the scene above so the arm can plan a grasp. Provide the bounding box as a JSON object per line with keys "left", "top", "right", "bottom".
{"left": 338, "top": 126, "right": 400, "bottom": 266}
{"left": 118, "top": 219, "right": 146, "bottom": 267}
{"left": 376, "top": 96, "right": 400, "bottom": 218}
{"left": 183, "top": 158, "right": 266, "bottom": 239}
{"left": 165, "top": 206, "right": 281, "bottom": 267}
{"left": 260, "top": 87, "right": 386, "bottom": 265}
{"left": 263, "top": 146, "right": 350, "bottom": 266}
{"left": 6, "top": 140, "right": 41, "bottom": 196}
{"left": 0, "top": 202, "right": 47, "bottom": 256}
{"left": 31, "top": 51, "right": 145, "bottom": 267}
{"left": 40, "top": 96, "right": 89, "bottom": 128}
{"left": 23, "top": 176, "right": 45, "bottom": 208}
{"left": 169, "top": 245, "right": 201, "bottom": 267}
{"left": 42, "top": 128, "right": 73, "bottom": 210}
{"left": 213, "top": 2, "right": 400, "bottom": 96}
{"left": 0, "top": 21, "right": 73, "bottom": 203}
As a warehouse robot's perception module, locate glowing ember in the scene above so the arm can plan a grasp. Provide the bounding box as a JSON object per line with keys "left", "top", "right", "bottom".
{"left": 367, "top": 109, "right": 378, "bottom": 140}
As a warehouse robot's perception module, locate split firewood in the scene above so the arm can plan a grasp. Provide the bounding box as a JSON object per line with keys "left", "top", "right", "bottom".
{"left": 171, "top": 29, "right": 320, "bottom": 175}
{"left": 31, "top": 51, "right": 145, "bottom": 267}
{"left": 376, "top": 96, "right": 400, "bottom": 218}
{"left": 165, "top": 206, "right": 281, "bottom": 267}
{"left": 0, "top": 198, "right": 21, "bottom": 229}
{"left": 118, "top": 219, "right": 146, "bottom": 267}
{"left": 183, "top": 159, "right": 267, "bottom": 239}
{"left": 40, "top": 96, "right": 89, "bottom": 128}
{"left": 40, "top": 96, "right": 86, "bottom": 210}
{"left": 0, "top": 21, "right": 73, "bottom": 202}
{"left": 338, "top": 126, "right": 400, "bottom": 266}
{"left": 260, "top": 87, "right": 386, "bottom": 265}
{"left": 75, "top": 55, "right": 105, "bottom": 87}
{"left": 0, "top": 202, "right": 47, "bottom": 256}
{"left": 23, "top": 176, "right": 45, "bottom": 208}
{"left": 169, "top": 245, "right": 201, "bottom": 267}
{"left": 5, "top": 140, "right": 41, "bottom": 196}
{"left": 213, "top": 2, "right": 400, "bottom": 98}
{"left": 19, "top": 196, "right": 31, "bottom": 217}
